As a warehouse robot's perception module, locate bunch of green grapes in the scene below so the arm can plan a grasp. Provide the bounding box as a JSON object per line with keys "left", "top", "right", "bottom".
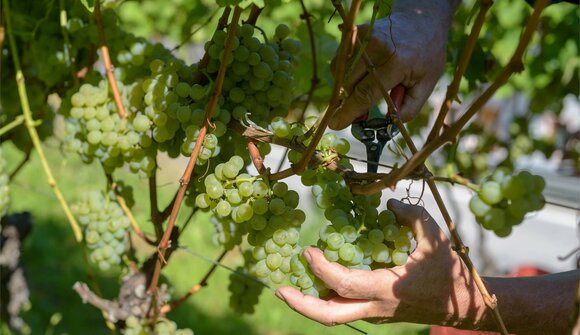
{"left": 206, "top": 23, "right": 301, "bottom": 127}
{"left": 228, "top": 251, "right": 264, "bottom": 314}
{"left": 72, "top": 191, "right": 131, "bottom": 271}
{"left": 195, "top": 156, "right": 257, "bottom": 223}
{"left": 0, "top": 148, "right": 9, "bottom": 217}
{"left": 469, "top": 168, "right": 546, "bottom": 237}
{"left": 63, "top": 80, "right": 156, "bottom": 177}
{"left": 360, "top": 210, "right": 416, "bottom": 267}
{"left": 124, "top": 316, "right": 193, "bottom": 335}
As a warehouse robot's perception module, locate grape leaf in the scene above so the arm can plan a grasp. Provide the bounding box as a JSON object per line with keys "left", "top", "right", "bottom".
{"left": 80, "top": 0, "right": 94, "bottom": 12}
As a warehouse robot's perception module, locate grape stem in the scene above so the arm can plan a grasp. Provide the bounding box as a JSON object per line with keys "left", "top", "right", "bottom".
{"left": 3, "top": 0, "right": 83, "bottom": 242}
{"left": 9, "top": 144, "right": 32, "bottom": 180}
{"left": 297, "top": 0, "right": 319, "bottom": 119}
{"left": 223, "top": 177, "right": 257, "bottom": 189}
{"left": 147, "top": 5, "right": 243, "bottom": 312}
{"left": 245, "top": 4, "right": 263, "bottom": 25}
{"left": 171, "top": 7, "right": 220, "bottom": 52}
{"left": 426, "top": 0, "right": 493, "bottom": 142}
{"left": 93, "top": 0, "right": 128, "bottom": 119}
{"left": 148, "top": 171, "right": 163, "bottom": 240}
{"left": 432, "top": 175, "right": 481, "bottom": 192}
{"left": 159, "top": 250, "right": 228, "bottom": 314}
{"left": 0, "top": 115, "right": 24, "bottom": 137}
{"left": 248, "top": 140, "right": 268, "bottom": 174}
{"left": 113, "top": 185, "right": 157, "bottom": 246}
{"left": 230, "top": 119, "right": 429, "bottom": 183}
{"left": 291, "top": 0, "right": 363, "bottom": 175}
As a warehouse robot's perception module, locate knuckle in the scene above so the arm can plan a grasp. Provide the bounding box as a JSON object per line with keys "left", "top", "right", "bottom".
{"left": 336, "top": 274, "right": 355, "bottom": 297}
{"left": 352, "top": 82, "right": 374, "bottom": 106}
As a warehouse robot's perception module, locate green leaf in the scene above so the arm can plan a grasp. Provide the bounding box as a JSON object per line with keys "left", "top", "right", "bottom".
{"left": 238, "top": 0, "right": 264, "bottom": 9}
{"left": 80, "top": 0, "right": 94, "bottom": 12}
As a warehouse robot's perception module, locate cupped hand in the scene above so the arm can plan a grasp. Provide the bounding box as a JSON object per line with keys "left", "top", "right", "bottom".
{"left": 275, "top": 199, "right": 485, "bottom": 327}
{"left": 329, "top": 1, "right": 454, "bottom": 129}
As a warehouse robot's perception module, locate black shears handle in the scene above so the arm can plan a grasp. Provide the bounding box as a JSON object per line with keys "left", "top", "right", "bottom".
{"left": 351, "top": 85, "right": 405, "bottom": 173}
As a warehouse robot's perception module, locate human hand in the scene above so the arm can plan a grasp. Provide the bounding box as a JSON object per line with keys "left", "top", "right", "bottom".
{"left": 329, "top": 0, "right": 457, "bottom": 129}
{"left": 275, "top": 199, "right": 486, "bottom": 328}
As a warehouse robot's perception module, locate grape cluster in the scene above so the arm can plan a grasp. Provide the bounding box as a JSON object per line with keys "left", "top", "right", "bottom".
{"left": 195, "top": 156, "right": 255, "bottom": 222}
{"left": 286, "top": 132, "right": 416, "bottom": 296}
{"left": 72, "top": 191, "right": 131, "bottom": 271}
{"left": 0, "top": 148, "right": 9, "bottom": 217}
{"left": 64, "top": 81, "right": 156, "bottom": 176}
{"left": 228, "top": 251, "right": 264, "bottom": 314}
{"left": 124, "top": 316, "right": 193, "bottom": 335}
{"left": 289, "top": 253, "right": 329, "bottom": 298}
{"left": 206, "top": 23, "right": 301, "bottom": 128}
{"left": 469, "top": 168, "right": 546, "bottom": 237}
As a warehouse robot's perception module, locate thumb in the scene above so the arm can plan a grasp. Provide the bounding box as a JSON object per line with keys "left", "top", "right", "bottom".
{"left": 386, "top": 199, "right": 439, "bottom": 242}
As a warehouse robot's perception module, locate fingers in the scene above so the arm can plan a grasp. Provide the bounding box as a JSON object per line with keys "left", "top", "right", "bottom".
{"left": 397, "top": 73, "right": 439, "bottom": 122}
{"left": 329, "top": 71, "right": 404, "bottom": 130}
{"left": 387, "top": 199, "right": 440, "bottom": 242}
{"left": 300, "top": 248, "right": 386, "bottom": 300}
{"left": 275, "top": 286, "right": 375, "bottom": 326}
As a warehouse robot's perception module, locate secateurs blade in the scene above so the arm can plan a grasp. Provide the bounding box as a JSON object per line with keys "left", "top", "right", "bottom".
{"left": 351, "top": 84, "right": 405, "bottom": 173}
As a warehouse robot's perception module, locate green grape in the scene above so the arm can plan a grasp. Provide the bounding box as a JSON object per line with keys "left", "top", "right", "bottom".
{"left": 226, "top": 189, "right": 242, "bottom": 205}
{"left": 382, "top": 224, "right": 399, "bottom": 241}
{"left": 391, "top": 249, "right": 408, "bottom": 266}
{"left": 175, "top": 82, "right": 191, "bottom": 98}
{"left": 216, "top": 200, "right": 232, "bottom": 217}
{"left": 340, "top": 225, "right": 357, "bottom": 243}
{"left": 368, "top": 229, "right": 385, "bottom": 244}
{"left": 223, "top": 162, "right": 240, "bottom": 179}
{"left": 378, "top": 210, "right": 396, "bottom": 226}
{"left": 479, "top": 181, "right": 503, "bottom": 205}
{"left": 266, "top": 253, "right": 282, "bottom": 270}
{"left": 326, "top": 232, "right": 345, "bottom": 250}
{"left": 469, "top": 195, "right": 491, "bottom": 217}
{"left": 275, "top": 24, "right": 291, "bottom": 40}
{"left": 324, "top": 248, "right": 339, "bottom": 262}
{"left": 481, "top": 208, "right": 506, "bottom": 230}
{"left": 253, "top": 181, "right": 268, "bottom": 198}
{"left": 206, "top": 181, "right": 224, "bottom": 199}
{"left": 269, "top": 198, "right": 286, "bottom": 215}
{"left": 371, "top": 244, "right": 391, "bottom": 263}
{"left": 338, "top": 243, "right": 356, "bottom": 263}
{"left": 237, "top": 203, "right": 254, "bottom": 222}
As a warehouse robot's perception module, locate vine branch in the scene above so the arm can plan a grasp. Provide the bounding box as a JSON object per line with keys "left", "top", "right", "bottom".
{"left": 351, "top": 0, "right": 549, "bottom": 197}
{"left": 3, "top": 0, "right": 83, "bottom": 242}
{"left": 159, "top": 250, "right": 228, "bottom": 314}
{"left": 0, "top": 115, "right": 24, "bottom": 137}
{"left": 427, "top": 0, "right": 493, "bottom": 141}
{"left": 292, "top": 0, "right": 362, "bottom": 174}
{"left": 147, "top": 6, "right": 243, "bottom": 300}
{"left": 94, "top": 0, "right": 127, "bottom": 119}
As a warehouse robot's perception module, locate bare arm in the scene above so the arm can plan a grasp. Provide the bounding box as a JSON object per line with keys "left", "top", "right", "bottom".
{"left": 276, "top": 200, "right": 577, "bottom": 334}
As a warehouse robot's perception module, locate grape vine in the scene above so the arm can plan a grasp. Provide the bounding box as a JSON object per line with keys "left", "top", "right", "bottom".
{"left": 2, "top": 0, "right": 577, "bottom": 334}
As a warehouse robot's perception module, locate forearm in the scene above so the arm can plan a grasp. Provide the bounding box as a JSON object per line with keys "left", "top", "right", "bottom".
{"left": 474, "top": 270, "right": 578, "bottom": 333}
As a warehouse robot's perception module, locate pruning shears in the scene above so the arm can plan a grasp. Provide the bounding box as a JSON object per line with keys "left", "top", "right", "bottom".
{"left": 351, "top": 84, "right": 405, "bottom": 173}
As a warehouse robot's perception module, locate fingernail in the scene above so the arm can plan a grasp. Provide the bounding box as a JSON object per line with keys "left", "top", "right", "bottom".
{"left": 303, "top": 249, "right": 312, "bottom": 263}
{"left": 275, "top": 290, "right": 286, "bottom": 302}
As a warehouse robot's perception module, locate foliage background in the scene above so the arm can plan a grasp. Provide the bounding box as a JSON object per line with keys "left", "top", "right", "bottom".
{"left": 1, "top": 0, "right": 578, "bottom": 334}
